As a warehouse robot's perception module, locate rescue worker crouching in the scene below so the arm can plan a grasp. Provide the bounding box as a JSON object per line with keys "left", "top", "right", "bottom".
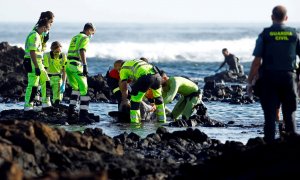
{"left": 24, "top": 19, "right": 52, "bottom": 111}
{"left": 43, "top": 41, "right": 67, "bottom": 106}
{"left": 66, "top": 23, "right": 96, "bottom": 123}
{"left": 161, "top": 71, "right": 202, "bottom": 120}
{"left": 119, "top": 59, "right": 166, "bottom": 123}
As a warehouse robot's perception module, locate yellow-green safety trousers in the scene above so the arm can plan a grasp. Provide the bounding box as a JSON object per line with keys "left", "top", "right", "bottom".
{"left": 24, "top": 61, "right": 50, "bottom": 107}
{"left": 171, "top": 95, "right": 200, "bottom": 120}
{"left": 49, "top": 75, "right": 63, "bottom": 102}
{"left": 65, "top": 61, "right": 88, "bottom": 96}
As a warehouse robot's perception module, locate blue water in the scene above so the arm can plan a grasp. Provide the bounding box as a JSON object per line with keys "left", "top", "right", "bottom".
{"left": 1, "top": 22, "right": 300, "bottom": 144}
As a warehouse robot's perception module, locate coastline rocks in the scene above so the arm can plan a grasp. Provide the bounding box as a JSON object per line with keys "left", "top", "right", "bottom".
{"left": 168, "top": 103, "right": 226, "bottom": 127}
{"left": 0, "top": 120, "right": 299, "bottom": 179}
{"left": 0, "top": 42, "right": 26, "bottom": 102}
{"left": 0, "top": 104, "right": 100, "bottom": 125}
{"left": 204, "top": 70, "right": 248, "bottom": 83}
{"left": 203, "top": 81, "right": 259, "bottom": 104}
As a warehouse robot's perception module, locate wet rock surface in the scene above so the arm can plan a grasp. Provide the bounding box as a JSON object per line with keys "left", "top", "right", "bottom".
{"left": 202, "top": 81, "right": 259, "bottom": 104}
{"left": 204, "top": 70, "right": 248, "bottom": 83}
{"left": 168, "top": 103, "right": 226, "bottom": 127}
{"left": 0, "top": 104, "right": 100, "bottom": 125}
{"left": 0, "top": 120, "right": 299, "bottom": 179}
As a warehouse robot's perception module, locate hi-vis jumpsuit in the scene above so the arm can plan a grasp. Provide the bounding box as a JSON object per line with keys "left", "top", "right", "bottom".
{"left": 120, "top": 59, "right": 166, "bottom": 123}
{"left": 24, "top": 30, "right": 51, "bottom": 110}
{"left": 43, "top": 52, "right": 67, "bottom": 103}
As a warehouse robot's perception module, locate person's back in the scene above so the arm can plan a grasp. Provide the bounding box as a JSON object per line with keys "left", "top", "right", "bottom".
{"left": 247, "top": 5, "right": 300, "bottom": 143}
{"left": 161, "top": 73, "right": 201, "bottom": 120}
{"left": 163, "top": 76, "right": 199, "bottom": 104}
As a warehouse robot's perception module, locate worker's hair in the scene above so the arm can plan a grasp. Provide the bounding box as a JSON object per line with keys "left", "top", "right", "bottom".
{"left": 272, "top": 5, "right": 287, "bottom": 21}
{"left": 51, "top": 41, "right": 62, "bottom": 50}
{"left": 114, "top": 59, "right": 124, "bottom": 66}
{"left": 159, "top": 70, "right": 166, "bottom": 77}
{"left": 140, "top": 57, "right": 148, "bottom": 63}
{"left": 39, "top": 11, "right": 54, "bottom": 20}
{"left": 36, "top": 11, "right": 54, "bottom": 25}
{"left": 37, "top": 18, "right": 49, "bottom": 28}
{"left": 84, "top": 23, "right": 96, "bottom": 31}
{"left": 222, "top": 48, "right": 228, "bottom": 52}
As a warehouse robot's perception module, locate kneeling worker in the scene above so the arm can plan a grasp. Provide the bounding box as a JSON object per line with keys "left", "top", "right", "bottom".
{"left": 43, "top": 41, "right": 67, "bottom": 106}
{"left": 119, "top": 59, "right": 166, "bottom": 123}
{"left": 161, "top": 71, "right": 202, "bottom": 120}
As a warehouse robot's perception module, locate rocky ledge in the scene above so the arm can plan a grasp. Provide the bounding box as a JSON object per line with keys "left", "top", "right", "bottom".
{"left": 0, "top": 119, "right": 299, "bottom": 179}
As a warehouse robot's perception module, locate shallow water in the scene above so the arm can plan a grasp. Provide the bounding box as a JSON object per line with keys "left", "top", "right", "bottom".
{"left": 3, "top": 101, "right": 300, "bottom": 145}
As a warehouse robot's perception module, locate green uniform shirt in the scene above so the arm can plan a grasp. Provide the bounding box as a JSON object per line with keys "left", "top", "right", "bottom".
{"left": 44, "top": 52, "right": 67, "bottom": 74}
{"left": 120, "top": 59, "right": 155, "bottom": 81}
{"left": 24, "top": 30, "right": 43, "bottom": 61}
{"left": 67, "top": 32, "right": 90, "bottom": 60}
{"left": 162, "top": 77, "right": 199, "bottom": 104}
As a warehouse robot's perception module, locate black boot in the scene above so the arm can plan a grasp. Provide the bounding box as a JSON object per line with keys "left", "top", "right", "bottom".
{"left": 79, "top": 110, "right": 94, "bottom": 124}
{"left": 67, "top": 105, "right": 78, "bottom": 124}
{"left": 53, "top": 100, "right": 60, "bottom": 107}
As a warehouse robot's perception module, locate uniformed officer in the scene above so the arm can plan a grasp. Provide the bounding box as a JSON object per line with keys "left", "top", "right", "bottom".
{"left": 24, "top": 19, "right": 52, "bottom": 111}
{"left": 66, "top": 23, "right": 96, "bottom": 123}
{"left": 247, "top": 5, "right": 300, "bottom": 143}
{"left": 43, "top": 41, "right": 67, "bottom": 106}
{"left": 119, "top": 59, "right": 166, "bottom": 123}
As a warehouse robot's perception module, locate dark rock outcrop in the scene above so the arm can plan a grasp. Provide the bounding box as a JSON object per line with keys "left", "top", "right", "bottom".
{"left": 0, "top": 104, "right": 100, "bottom": 125}
{"left": 0, "top": 120, "right": 299, "bottom": 179}
{"left": 203, "top": 81, "right": 259, "bottom": 104}
{"left": 204, "top": 70, "right": 248, "bottom": 83}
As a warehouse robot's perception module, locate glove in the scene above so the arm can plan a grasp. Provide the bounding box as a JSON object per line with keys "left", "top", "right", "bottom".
{"left": 35, "top": 68, "right": 41, "bottom": 76}
{"left": 83, "top": 64, "right": 88, "bottom": 76}
{"left": 60, "top": 83, "right": 66, "bottom": 93}
{"left": 246, "top": 84, "right": 253, "bottom": 99}
{"left": 43, "top": 32, "right": 49, "bottom": 43}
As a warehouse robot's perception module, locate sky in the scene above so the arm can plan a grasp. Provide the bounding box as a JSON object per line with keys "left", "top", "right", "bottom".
{"left": 0, "top": 0, "right": 299, "bottom": 23}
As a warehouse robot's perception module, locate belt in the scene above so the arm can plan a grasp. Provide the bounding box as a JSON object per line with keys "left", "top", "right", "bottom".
{"left": 67, "top": 56, "right": 81, "bottom": 61}
{"left": 48, "top": 74, "right": 62, "bottom": 78}
{"left": 69, "top": 61, "right": 81, "bottom": 66}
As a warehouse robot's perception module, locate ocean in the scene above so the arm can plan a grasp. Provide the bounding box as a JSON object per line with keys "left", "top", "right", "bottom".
{"left": 1, "top": 22, "right": 300, "bottom": 144}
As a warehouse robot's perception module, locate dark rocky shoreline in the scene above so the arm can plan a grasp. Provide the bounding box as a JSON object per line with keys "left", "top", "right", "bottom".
{"left": 0, "top": 119, "right": 299, "bottom": 179}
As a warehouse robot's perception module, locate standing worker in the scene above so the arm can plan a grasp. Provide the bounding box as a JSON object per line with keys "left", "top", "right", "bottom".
{"left": 119, "top": 59, "right": 166, "bottom": 123}
{"left": 66, "top": 23, "right": 96, "bottom": 123}
{"left": 43, "top": 41, "right": 67, "bottom": 106}
{"left": 24, "top": 19, "right": 52, "bottom": 111}
{"left": 161, "top": 71, "right": 202, "bottom": 120}
{"left": 247, "top": 5, "right": 300, "bottom": 143}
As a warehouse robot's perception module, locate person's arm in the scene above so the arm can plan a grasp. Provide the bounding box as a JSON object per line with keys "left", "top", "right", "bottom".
{"left": 216, "top": 60, "right": 226, "bottom": 72}
{"left": 119, "top": 80, "right": 129, "bottom": 101}
{"left": 30, "top": 50, "right": 39, "bottom": 69}
{"left": 247, "top": 57, "right": 262, "bottom": 85}
{"left": 163, "top": 78, "right": 179, "bottom": 104}
{"left": 80, "top": 49, "right": 87, "bottom": 65}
